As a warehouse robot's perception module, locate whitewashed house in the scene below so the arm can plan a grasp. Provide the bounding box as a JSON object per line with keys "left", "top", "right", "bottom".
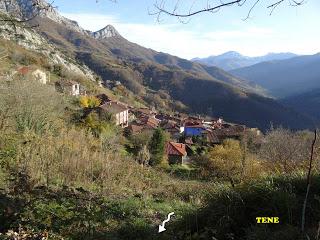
{"left": 32, "top": 69, "right": 48, "bottom": 84}
{"left": 99, "top": 101, "right": 129, "bottom": 127}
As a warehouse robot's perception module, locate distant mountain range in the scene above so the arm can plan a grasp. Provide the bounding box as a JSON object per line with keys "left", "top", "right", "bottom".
{"left": 230, "top": 53, "right": 320, "bottom": 123}
{"left": 0, "top": 0, "right": 316, "bottom": 130}
{"left": 230, "top": 53, "right": 320, "bottom": 98}
{"left": 192, "top": 51, "right": 298, "bottom": 70}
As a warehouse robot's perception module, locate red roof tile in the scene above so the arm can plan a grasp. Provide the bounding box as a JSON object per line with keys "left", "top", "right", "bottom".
{"left": 166, "top": 142, "right": 187, "bottom": 156}
{"left": 18, "top": 66, "right": 30, "bottom": 75}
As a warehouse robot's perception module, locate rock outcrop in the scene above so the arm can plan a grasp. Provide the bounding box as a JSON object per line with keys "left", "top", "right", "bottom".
{"left": 91, "top": 25, "right": 121, "bottom": 39}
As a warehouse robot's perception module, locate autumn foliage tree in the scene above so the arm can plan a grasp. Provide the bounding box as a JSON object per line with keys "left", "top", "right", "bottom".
{"left": 194, "top": 139, "right": 261, "bottom": 186}
{"left": 79, "top": 96, "right": 101, "bottom": 109}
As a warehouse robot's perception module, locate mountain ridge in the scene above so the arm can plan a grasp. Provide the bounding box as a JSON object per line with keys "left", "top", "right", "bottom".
{"left": 230, "top": 53, "right": 320, "bottom": 98}
{"left": 192, "top": 51, "right": 298, "bottom": 70}
{"left": 92, "top": 25, "right": 121, "bottom": 39}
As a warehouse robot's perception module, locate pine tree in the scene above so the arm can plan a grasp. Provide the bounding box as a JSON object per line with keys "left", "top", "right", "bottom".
{"left": 148, "top": 128, "right": 166, "bottom": 166}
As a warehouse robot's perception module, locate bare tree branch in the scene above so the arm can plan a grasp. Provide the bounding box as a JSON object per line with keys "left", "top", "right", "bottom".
{"left": 301, "top": 129, "right": 317, "bottom": 235}
{"left": 150, "top": 0, "right": 306, "bottom": 21}
{"left": 243, "top": 0, "right": 260, "bottom": 21}
{"left": 0, "top": 0, "right": 56, "bottom": 29}
{"left": 151, "top": 0, "right": 243, "bottom": 18}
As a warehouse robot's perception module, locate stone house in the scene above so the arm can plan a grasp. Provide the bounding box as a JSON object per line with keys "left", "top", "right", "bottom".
{"left": 16, "top": 67, "right": 48, "bottom": 84}
{"left": 165, "top": 142, "right": 188, "bottom": 165}
{"left": 99, "top": 101, "right": 129, "bottom": 128}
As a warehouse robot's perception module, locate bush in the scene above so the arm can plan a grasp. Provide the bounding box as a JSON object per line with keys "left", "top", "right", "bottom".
{"left": 166, "top": 174, "right": 320, "bottom": 240}
{"left": 194, "top": 139, "right": 261, "bottom": 185}
{"left": 79, "top": 96, "right": 101, "bottom": 108}
{"left": 259, "top": 128, "right": 313, "bottom": 174}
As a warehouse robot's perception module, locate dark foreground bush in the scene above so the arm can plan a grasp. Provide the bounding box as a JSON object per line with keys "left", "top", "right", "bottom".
{"left": 161, "top": 174, "right": 320, "bottom": 240}
{"left": 1, "top": 174, "right": 320, "bottom": 240}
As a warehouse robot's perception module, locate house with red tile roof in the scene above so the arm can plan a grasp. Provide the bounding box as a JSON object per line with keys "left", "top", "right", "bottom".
{"left": 165, "top": 142, "right": 188, "bottom": 164}
{"left": 161, "top": 120, "right": 183, "bottom": 140}
{"left": 135, "top": 108, "right": 155, "bottom": 117}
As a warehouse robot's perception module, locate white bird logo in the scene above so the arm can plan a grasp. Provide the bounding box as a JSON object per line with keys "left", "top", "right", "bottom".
{"left": 158, "top": 212, "right": 175, "bottom": 233}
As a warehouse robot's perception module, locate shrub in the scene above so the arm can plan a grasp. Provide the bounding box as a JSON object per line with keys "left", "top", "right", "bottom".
{"left": 259, "top": 128, "right": 313, "bottom": 174}
{"left": 79, "top": 96, "right": 101, "bottom": 108}
{"left": 194, "top": 139, "right": 261, "bottom": 185}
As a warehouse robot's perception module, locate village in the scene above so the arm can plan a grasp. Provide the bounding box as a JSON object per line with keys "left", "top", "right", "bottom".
{"left": 12, "top": 65, "right": 261, "bottom": 165}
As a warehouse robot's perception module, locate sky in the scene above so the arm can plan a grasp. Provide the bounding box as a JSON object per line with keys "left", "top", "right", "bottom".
{"left": 53, "top": 0, "right": 320, "bottom": 59}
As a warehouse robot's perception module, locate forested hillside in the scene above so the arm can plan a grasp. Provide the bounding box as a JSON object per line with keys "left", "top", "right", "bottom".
{"left": 231, "top": 53, "right": 320, "bottom": 98}
{"left": 281, "top": 88, "right": 320, "bottom": 121}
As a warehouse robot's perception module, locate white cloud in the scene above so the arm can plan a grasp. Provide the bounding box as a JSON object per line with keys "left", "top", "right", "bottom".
{"left": 61, "top": 12, "right": 318, "bottom": 59}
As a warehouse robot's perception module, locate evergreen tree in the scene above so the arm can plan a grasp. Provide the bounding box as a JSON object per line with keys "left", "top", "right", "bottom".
{"left": 148, "top": 128, "right": 166, "bottom": 166}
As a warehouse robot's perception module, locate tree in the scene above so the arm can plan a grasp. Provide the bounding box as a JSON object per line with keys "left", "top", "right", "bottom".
{"left": 148, "top": 128, "right": 166, "bottom": 166}
{"left": 151, "top": 0, "right": 305, "bottom": 20}
{"left": 194, "top": 139, "right": 261, "bottom": 186}
{"left": 208, "top": 139, "right": 244, "bottom": 186}
{"left": 128, "top": 130, "right": 153, "bottom": 156}
{"left": 136, "top": 145, "right": 151, "bottom": 166}
{"left": 259, "top": 128, "right": 312, "bottom": 174}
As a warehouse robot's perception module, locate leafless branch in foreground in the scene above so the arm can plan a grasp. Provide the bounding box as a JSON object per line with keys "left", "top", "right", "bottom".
{"left": 301, "top": 129, "right": 317, "bottom": 236}
{"left": 0, "top": 0, "right": 56, "bottom": 30}
{"left": 150, "top": 0, "right": 306, "bottom": 21}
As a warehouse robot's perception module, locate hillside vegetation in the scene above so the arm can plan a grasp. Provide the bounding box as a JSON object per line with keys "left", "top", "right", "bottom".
{"left": 1, "top": 63, "right": 320, "bottom": 239}
{"left": 27, "top": 17, "right": 315, "bottom": 130}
